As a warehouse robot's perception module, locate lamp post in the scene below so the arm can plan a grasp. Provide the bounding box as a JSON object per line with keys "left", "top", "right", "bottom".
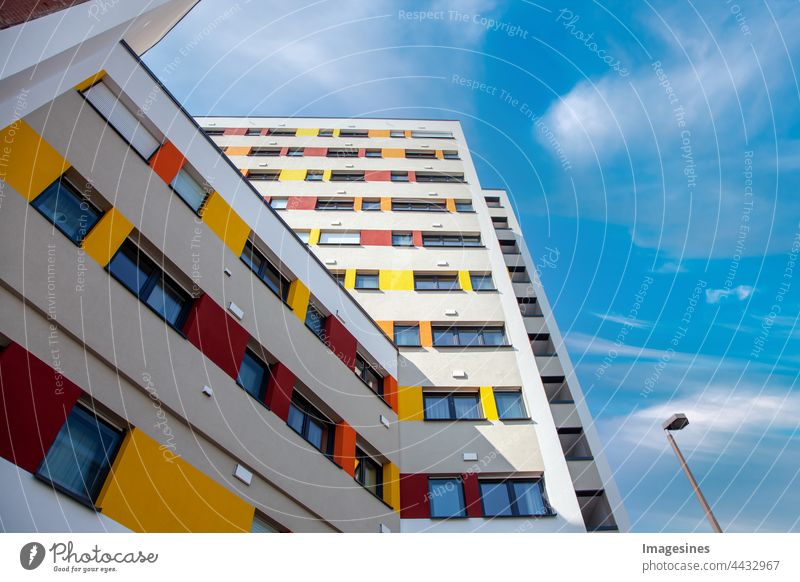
{"left": 663, "top": 413, "right": 723, "bottom": 533}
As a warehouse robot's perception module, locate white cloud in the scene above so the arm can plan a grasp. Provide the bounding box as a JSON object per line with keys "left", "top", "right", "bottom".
{"left": 654, "top": 261, "right": 687, "bottom": 274}
{"left": 705, "top": 285, "right": 753, "bottom": 304}
{"left": 592, "top": 312, "right": 652, "bottom": 329}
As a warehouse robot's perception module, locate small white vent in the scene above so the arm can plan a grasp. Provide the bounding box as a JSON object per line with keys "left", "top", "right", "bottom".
{"left": 452, "top": 370, "right": 467, "bottom": 379}
{"left": 228, "top": 302, "right": 244, "bottom": 320}
{"left": 233, "top": 464, "right": 253, "bottom": 485}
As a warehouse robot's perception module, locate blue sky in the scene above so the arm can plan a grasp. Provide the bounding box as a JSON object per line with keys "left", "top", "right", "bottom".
{"left": 145, "top": 0, "right": 800, "bottom": 532}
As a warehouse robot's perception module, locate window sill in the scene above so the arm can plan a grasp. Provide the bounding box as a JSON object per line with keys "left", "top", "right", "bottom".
{"left": 432, "top": 344, "right": 514, "bottom": 350}
{"left": 353, "top": 287, "right": 381, "bottom": 292}
{"left": 482, "top": 511, "right": 557, "bottom": 519}
{"left": 414, "top": 288, "right": 465, "bottom": 293}
{"left": 396, "top": 344, "right": 423, "bottom": 348}
{"left": 353, "top": 478, "right": 395, "bottom": 510}
{"left": 499, "top": 416, "right": 532, "bottom": 422}
{"left": 472, "top": 288, "right": 498, "bottom": 293}
{"left": 33, "top": 473, "right": 99, "bottom": 512}
{"left": 423, "top": 417, "right": 488, "bottom": 422}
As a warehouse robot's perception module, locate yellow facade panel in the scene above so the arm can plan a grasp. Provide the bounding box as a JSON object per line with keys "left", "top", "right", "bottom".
{"left": 398, "top": 386, "right": 424, "bottom": 421}
{"left": 81, "top": 207, "right": 134, "bottom": 267}
{"left": 279, "top": 168, "right": 307, "bottom": 181}
{"left": 225, "top": 146, "right": 251, "bottom": 156}
{"left": 200, "top": 192, "right": 251, "bottom": 256}
{"left": 383, "top": 462, "right": 401, "bottom": 511}
{"left": 344, "top": 269, "right": 356, "bottom": 289}
{"left": 0, "top": 120, "right": 70, "bottom": 201}
{"left": 287, "top": 279, "right": 311, "bottom": 322}
{"left": 369, "top": 129, "right": 391, "bottom": 138}
{"left": 458, "top": 271, "right": 473, "bottom": 291}
{"left": 308, "top": 228, "right": 321, "bottom": 245}
{"left": 381, "top": 148, "right": 405, "bottom": 158}
{"left": 74, "top": 70, "right": 107, "bottom": 92}
{"left": 296, "top": 128, "right": 319, "bottom": 137}
{"left": 480, "top": 386, "right": 499, "bottom": 420}
{"left": 379, "top": 270, "right": 414, "bottom": 291}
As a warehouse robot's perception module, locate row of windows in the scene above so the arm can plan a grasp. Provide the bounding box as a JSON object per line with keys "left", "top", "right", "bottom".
{"left": 335, "top": 271, "right": 494, "bottom": 292}
{"left": 282, "top": 198, "right": 473, "bottom": 212}
{"left": 239, "top": 146, "right": 460, "bottom": 160}
{"left": 250, "top": 170, "right": 466, "bottom": 183}
{"left": 391, "top": 324, "right": 508, "bottom": 347}
{"left": 295, "top": 230, "right": 482, "bottom": 248}
{"left": 206, "top": 127, "right": 455, "bottom": 139}
{"left": 423, "top": 390, "right": 526, "bottom": 420}
{"left": 428, "top": 477, "right": 552, "bottom": 519}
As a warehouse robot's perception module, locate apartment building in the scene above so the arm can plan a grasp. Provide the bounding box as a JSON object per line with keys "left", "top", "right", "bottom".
{"left": 198, "top": 117, "right": 629, "bottom": 532}
{"left": 0, "top": 4, "right": 401, "bottom": 533}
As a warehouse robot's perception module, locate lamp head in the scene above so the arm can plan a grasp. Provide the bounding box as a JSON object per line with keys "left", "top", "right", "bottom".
{"left": 663, "top": 413, "right": 689, "bottom": 431}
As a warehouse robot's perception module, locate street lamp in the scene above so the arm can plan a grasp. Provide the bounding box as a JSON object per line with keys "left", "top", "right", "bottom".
{"left": 663, "top": 414, "right": 723, "bottom": 533}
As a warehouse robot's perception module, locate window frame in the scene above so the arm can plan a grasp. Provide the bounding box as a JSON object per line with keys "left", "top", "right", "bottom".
{"left": 469, "top": 273, "right": 496, "bottom": 291}
{"left": 240, "top": 241, "right": 291, "bottom": 302}
{"left": 423, "top": 392, "right": 483, "bottom": 421}
{"left": 392, "top": 232, "right": 414, "bottom": 247}
{"left": 305, "top": 302, "right": 327, "bottom": 340}
{"left": 414, "top": 273, "right": 461, "bottom": 291}
{"left": 393, "top": 324, "right": 421, "bottom": 347}
{"left": 354, "top": 271, "right": 379, "bottom": 290}
{"left": 494, "top": 390, "right": 528, "bottom": 420}
{"left": 248, "top": 147, "right": 281, "bottom": 157}
{"left": 315, "top": 199, "right": 355, "bottom": 211}
{"left": 365, "top": 149, "right": 382, "bottom": 158}
{"left": 428, "top": 477, "right": 467, "bottom": 519}
{"left": 455, "top": 200, "right": 474, "bottom": 213}
{"left": 355, "top": 447, "right": 384, "bottom": 498}
{"left": 431, "top": 325, "right": 507, "bottom": 347}
{"left": 422, "top": 233, "right": 482, "bottom": 247}
{"left": 236, "top": 349, "right": 270, "bottom": 401}
{"left": 287, "top": 395, "right": 334, "bottom": 455}
{"left": 392, "top": 200, "right": 447, "bottom": 212}
{"left": 286, "top": 147, "right": 305, "bottom": 157}
{"left": 361, "top": 198, "right": 381, "bottom": 211}
{"left": 31, "top": 176, "right": 103, "bottom": 246}
{"left": 329, "top": 171, "right": 365, "bottom": 182}
{"left": 355, "top": 354, "right": 383, "bottom": 395}
{"left": 318, "top": 231, "right": 361, "bottom": 246}
{"left": 169, "top": 167, "right": 209, "bottom": 214}
{"left": 478, "top": 479, "right": 553, "bottom": 518}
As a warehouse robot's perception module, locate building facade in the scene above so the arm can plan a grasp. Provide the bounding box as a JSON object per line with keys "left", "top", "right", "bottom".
{"left": 196, "top": 117, "right": 628, "bottom": 532}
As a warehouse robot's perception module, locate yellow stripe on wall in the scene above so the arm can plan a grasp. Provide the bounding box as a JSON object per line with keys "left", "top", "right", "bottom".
{"left": 458, "top": 271, "right": 473, "bottom": 291}
{"left": 81, "top": 208, "right": 134, "bottom": 267}
{"left": 296, "top": 128, "right": 319, "bottom": 136}
{"left": 322, "top": 169, "right": 332, "bottom": 182}
{"left": 369, "top": 129, "right": 390, "bottom": 138}
{"left": 380, "top": 197, "right": 392, "bottom": 211}
{"left": 224, "top": 146, "right": 251, "bottom": 156}
{"left": 0, "top": 120, "right": 71, "bottom": 201}
{"left": 480, "top": 386, "right": 499, "bottom": 420}
{"left": 344, "top": 269, "right": 356, "bottom": 289}
{"left": 96, "top": 429, "right": 254, "bottom": 532}
{"left": 446, "top": 198, "right": 457, "bottom": 212}
{"left": 379, "top": 270, "right": 414, "bottom": 291}
{"left": 398, "top": 386, "right": 424, "bottom": 421}
{"left": 383, "top": 463, "right": 401, "bottom": 511}
{"left": 74, "top": 70, "right": 106, "bottom": 92}
{"left": 382, "top": 148, "right": 404, "bottom": 158}
{"left": 308, "top": 229, "right": 321, "bottom": 245}
{"left": 353, "top": 197, "right": 363, "bottom": 211}
{"left": 200, "top": 192, "right": 251, "bottom": 256}
{"left": 287, "top": 279, "right": 311, "bottom": 322}
{"left": 279, "top": 169, "right": 307, "bottom": 181}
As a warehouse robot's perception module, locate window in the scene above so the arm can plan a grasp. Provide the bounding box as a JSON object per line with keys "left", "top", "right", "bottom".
{"left": 83, "top": 81, "right": 160, "bottom": 159}
{"left": 305, "top": 303, "right": 327, "bottom": 340}
{"left": 495, "top": 391, "right": 527, "bottom": 419}
{"left": 405, "top": 150, "right": 436, "bottom": 159}
{"left": 287, "top": 396, "right": 332, "bottom": 453}
{"left": 365, "top": 149, "right": 382, "bottom": 158}
{"left": 108, "top": 242, "right": 191, "bottom": 328}
{"left": 305, "top": 170, "right": 324, "bottom": 181}
{"left": 327, "top": 148, "right": 358, "bottom": 158}
{"left": 355, "top": 448, "right": 383, "bottom": 497}
{"left": 428, "top": 478, "right": 466, "bottom": 518}
{"left": 485, "top": 196, "right": 502, "bottom": 208}
{"left": 479, "top": 479, "right": 550, "bottom": 517}
{"left": 390, "top": 130, "right": 406, "bottom": 138}
{"left": 249, "top": 147, "right": 281, "bottom": 157}
{"left": 338, "top": 129, "right": 368, "bottom": 138}
{"left": 269, "top": 197, "right": 288, "bottom": 209}
{"left": 422, "top": 234, "right": 481, "bottom": 247}
{"left": 251, "top": 513, "right": 280, "bottom": 533}
{"left": 330, "top": 171, "right": 365, "bottom": 182}
{"left": 361, "top": 198, "right": 381, "bottom": 211}
{"left": 355, "top": 354, "right": 383, "bottom": 394}
{"left": 455, "top": 200, "right": 474, "bottom": 212}
{"left": 267, "top": 128, "right": 296, "bottom": 136}
{"left": 31, "top": 177, "right": 102, "bottom": 245}
{"left": 432, "top": 326, "right": 506, "bottom": 347}
{"left": 204, "top": 128, "right": 224, "bottom": 136}
{"left": 423, "top": 393, "right": 482, "bottom": 420}
{"left": 415, "top": 172, "right": 465, "bottom": 183}
{"left": 237, "top": 350, "right": 269, "bottom": 400}
{"left": 411, "top": 130, "right": 454, "bottom": 139}
{"left": 36, "top": 405, "right": 122, "bottom": 504}
{"left": 286, "top": 147, "right": 304, "bottom": 157}
{"left": 390, "top": 171, "right": 409, "bottom": 182}
{"left": 414, "top": 274, "right": 460, "bottom": 291}
{"left": 354, "top": 272, "right": 379, "bottom": 290}
{"left": 393, "top": 324, "right": 420, "bottom": 347}
{"left": 241, "top": 241, "right": 291, "bottom": 301}
{"left": 249, "top": 170, "right": 280, "bottom": 181}
{"left": 245, "top": 129, "right": 262, "bottom": 136}
{"left": 492, "top": 216, "right": 510, "bottom": 229}
{"left": 318, "top": 129, "right": 334, "bottom": 137}
{"left": 443, "top": 150, "right": 460, "bottom": 160}
{"left": 318, "top": 231, "right": 360, "bottom": 245}
{"left": 316, "top": 199, "right": 354, "bottom": 211}
{"left": 392, "top": 200, "right": 446, "bottom": 212}
{"left": 296, "top": 231, "right": 311, "bottom": 244}
{"left": 170, "top": 168, "right": 209, "bottom": 212}
{"left": 333, "top": 272, "right": 346, "bottom": 286}
{"left": 470, "top": 274, "right": 495, "bottom": 291}
{"left": 392, "top": 232, "right": 413, "bottom": 247}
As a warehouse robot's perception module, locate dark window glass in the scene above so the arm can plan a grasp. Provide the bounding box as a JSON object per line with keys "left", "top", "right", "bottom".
{"left": 479, "top": 480, "right": 550, "bottom": 517}
{"left": 428, "top": 478, "right": 466, "bottom": 518}
{"left": 240, "top": 242, "right": 290, "bottom": 301}
{"left": 392, "top": 232, "right": 413, "bottom": 246}
{"left": 405, "top": 150, "right": 436, "bottom": 159}
{"left": 316, "top": 199, "right": 354, "bottom": 211}
{"left": 390, "top": 172, "right": 409, "bottom": 182}
{"left": 170, "top": 168, "right": 208, "bottom": 212}
{"left": 249, "top": 171, "right": 280, "bottom": 181}
{"left": 338, "top": 130, "right": 368, "bottom": 138}
{"left": 237, "top": 351, "right": 269, "bottom": 400}
{"left": 249, "top": 148, "right": 281, "bottom": 157}
{"left": 354, "top": 272, "right": 379, "bottom": 290}
{"left": 392, "top": 200, "right": 446, "bottom": 212}
{"left": 355, "top": 449, "right": 382, "bottom": 497}
{"left": 327, "top": 148, "right": 358, "bottom": 158}
{"left": 108, "top": 242, "right": 190, "bottom": 327}
{"left": 415, "top": 173, "right": 465, "bottom": 183}
{"left": 287, "top": 397, "right": 331, "bottom": 453}
{"left": 422, "top": 234, "right": 482, "bottom": 247}
{"left": 455, "top": 201, "right": 474, "bottom": 212}
{"left": 318, "top": 129, "right": 334, "bottom": 137}
{"left": 394, "top": 325, "right": 420, "bottom": 346}
{"left": 365, "top": 149, "right": 382, "bottom": 158}
{"left": 330, "top": 172, "right": 365, "bottom": 182}
{"left": 245, "top": 129, "right": 261, "bottom": 136}
{"left": 36, "top": 406, "right": 122, "bottom": 504}
{"left": 423, "top": 393, "right": 481, "bottom": 420}
{"left": 495, "top": 391, "right": 526, "bottom": 419}
{"left": 355, "top": 354, "right": 383, "bottom": 394}
{"left": 362, "top": 199, "right": 381, "bottom": 211}
{"left": 443, "top": 151, "right": 460, "bottom": 159}
{"left": 414, "top": 274, "right": 460, "bottom": 291}
{"left": 431, "top": 326, "right": 506, "bottom": 347}
{"left": 305, "top": 303, "right": 326, "bottom": 339}
{"left": 32, "top": 178, "right": 102, "bottom": 244}
{"left": 267, "top": 128, "right": 296, "bottom": 136}
{"left": 286, "top": 148, "right": 304, "bottom": 157}
{"left": 389, "top": 130, "right": 405, "bottom": 138}
{"left": 305, "top": 171, "right": 324, "bottom": 181}
{"left": 470, "top": 274, "right": 495, "bottom": 291}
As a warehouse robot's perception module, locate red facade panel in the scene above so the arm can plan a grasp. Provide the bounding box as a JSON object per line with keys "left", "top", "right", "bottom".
{"left": 407, "top": 171, "right": 416, "bottom": 182}
{"left": 333, "top": 421, "right": 356, "bottom": 476}
{"left": 0, "top": 343, "right": 82, "bottom": 473}
{"left": 223, "top": 128, "right": 247, "bottom": 135}
{"left": 412, "top": 231, "right": 423, "bottom": 247}
{"left": 287, "top": 196, "right": 317, "bottom": 210}
{"left": 400, "top": 473, "right": 430, "bottom": 518}
{"left": 383, "top": 375, "right": 398, "bottom": 413}
{"left": 360, "top": 230, "right": 392, "bottom": 246}
{"left": 303, "top": 147, "right": 327, "bottom": 157}
{"left": 265, "top": 363, "right": 295, "bottom": 422}
{"left": 182, "top": 294, "right": 250, "bottom": 380}
{"left": 364, "top": 170, "right": 391, "bottom": 182}
{"left": 323, "top": 316, "right": 357, "bottom": 370}
{"left": 462, "top": 472, "right": 483, "bottom": 518}
{"left": 149, "top": 141, "right": 185, "bottom": 184}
